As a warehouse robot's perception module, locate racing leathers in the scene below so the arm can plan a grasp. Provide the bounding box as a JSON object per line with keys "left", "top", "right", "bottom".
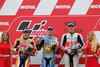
{"left": 61, "top": 32, "right": 84, "bottom": 67}
{"left": 36, "top": 36, "right": 59, "bottom": 67}
{"left": 13, "top": 38, "right": 37, "bottom": 67}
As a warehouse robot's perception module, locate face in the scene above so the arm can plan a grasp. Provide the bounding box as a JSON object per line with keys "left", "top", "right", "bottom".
{"left": 47, "top": 29, "right": 54, "bottom": 36}
{"left": 88, "top": 33, "right": 93, "bottom": 42}
{"left": 2, "top": 33, "right": 8, "bottom": 41}
{"left": 68, "top": 26, "right": 75, "bottom": 33}
{"left": 23, "top": 32, "right": 29, "bottom": 38}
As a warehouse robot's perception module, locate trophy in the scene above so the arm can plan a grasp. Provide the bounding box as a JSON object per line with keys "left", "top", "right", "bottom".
{"left": 70, "top": 42, "right": 81, "bottom": 55}
{"left": 24, "top": 44, "right": 35, "bottom": 53}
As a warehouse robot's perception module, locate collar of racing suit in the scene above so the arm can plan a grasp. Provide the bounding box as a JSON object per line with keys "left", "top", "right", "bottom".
{"left": 69, "top": 32, "right": 75, "bottom": 35}
{"left": 22, "top": 37, "right": 29, "bottom": 41}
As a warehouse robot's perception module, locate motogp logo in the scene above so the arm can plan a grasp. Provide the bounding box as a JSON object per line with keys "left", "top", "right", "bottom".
{"left": 16, "top": 20, "right": 47, "bottom": 39}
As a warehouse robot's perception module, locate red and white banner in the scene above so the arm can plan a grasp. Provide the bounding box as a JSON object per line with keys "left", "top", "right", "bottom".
{"left": 0, "top": 0, "right": 100, "bottom": 67}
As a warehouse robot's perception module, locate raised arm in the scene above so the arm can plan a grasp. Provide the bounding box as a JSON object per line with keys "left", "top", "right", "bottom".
{"left": 12, "top": 38, "right": 20, "bottom": 52}
{"left": 36, "top": 38, "right": 44, "bottom": 51}
{"left": 52, "top": 38, "right": 60, "bottom": 53}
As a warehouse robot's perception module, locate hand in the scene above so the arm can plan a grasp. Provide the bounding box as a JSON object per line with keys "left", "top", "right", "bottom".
{"left": 0, "top": 54, "right": 2, "bottom": 57}
{"left": 12, "top": 48, "right": 15, "bottom": 52}
{"left": 17, "top": 45, "right": 20, "bottom": 49}
{"left": 36, "top": 40, "right": 39, "bottom": 45}
{"left": 67, "top": 49, "right": 71, "bottom": 54}
{"left": 28, "top": 51, "right": 33, "bottom": 54}
{"left": 97, "top": 43, "right": 100, "bottom": 47}
{"left": 77, "top": 49, "right": 83, "bottom": 53}
{"left": 52, "top": 45, "right": 56, "bottom": 50}
{"left": 28, "top": 52, "right": 35, "bottom": 56}
{"left": 94, "top": 54, "right": 99, "bottom": 58}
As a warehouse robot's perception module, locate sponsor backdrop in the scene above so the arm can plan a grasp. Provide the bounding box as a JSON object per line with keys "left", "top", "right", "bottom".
{"left": 0, "top": 0, "right": 100, "bottom": 67}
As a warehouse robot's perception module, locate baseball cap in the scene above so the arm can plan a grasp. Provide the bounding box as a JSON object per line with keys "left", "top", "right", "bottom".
{"left": 68, "top": 22, "right": 75, "bottom": 27}
{"left": 47, "top": 26, "right": 54, "bottom": 30}
{"left": 23, "top": 28, "right": 30, "bottom": 33}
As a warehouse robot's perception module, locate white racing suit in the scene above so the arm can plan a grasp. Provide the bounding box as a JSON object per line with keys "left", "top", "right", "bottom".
{"left": 61, "top": 32, "right": 84, "bottom": 67}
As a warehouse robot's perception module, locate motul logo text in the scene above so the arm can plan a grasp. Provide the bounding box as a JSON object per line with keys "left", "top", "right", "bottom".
{"left": 0, "top": 0, "right": 93, "bottom": 15}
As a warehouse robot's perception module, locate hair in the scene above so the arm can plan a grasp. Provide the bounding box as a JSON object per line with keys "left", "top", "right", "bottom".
{"left": 0, "top": 31, "right": 10, "bottom": 43}
{"left": 87, "top": 31, "right": 98, "bottom": 52}
{"left": 0, "top": 31, "right": 12, "bottom": 67}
